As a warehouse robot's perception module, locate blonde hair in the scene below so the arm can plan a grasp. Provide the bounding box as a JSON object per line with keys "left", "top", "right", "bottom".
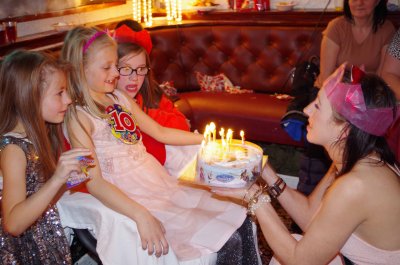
{"left": 0, "top": 50, "right": 70, "bottom": 180}
{"left": 61, "top": 26, "right": 117, "bottom": 123}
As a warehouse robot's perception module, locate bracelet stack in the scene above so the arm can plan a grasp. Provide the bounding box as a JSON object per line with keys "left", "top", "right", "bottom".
{"left": 247, "top": 193, "right": 271, "bottom": 215}
{"left": 245, "top": 177, "right": 287, "bottom": 216}
{"left": 266, "top": 177, "right": 287, "bottom": 199}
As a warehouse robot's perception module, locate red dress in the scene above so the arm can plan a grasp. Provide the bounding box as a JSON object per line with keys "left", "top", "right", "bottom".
{"left": 136, "top": 94, "right": 190, "bottom": 165}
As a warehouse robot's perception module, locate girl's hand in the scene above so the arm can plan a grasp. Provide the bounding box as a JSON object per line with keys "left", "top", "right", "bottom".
{"left": 211, "top": 187, "right": 248, "bottom": 201}
{"left": 52, "top": 148, "right": 92, "bottom": 186}
{"left": 135, "top": 208, "right": 169, "bottom": 257}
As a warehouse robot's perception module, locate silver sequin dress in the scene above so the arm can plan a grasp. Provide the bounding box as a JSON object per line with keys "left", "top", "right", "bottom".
{"left": 0, "top": 135, "right": 72, "bottom": 265}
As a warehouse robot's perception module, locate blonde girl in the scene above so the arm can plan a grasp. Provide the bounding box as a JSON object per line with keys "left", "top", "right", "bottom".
{"left": 61, "top": 26, "right": 259, "bottom": 264}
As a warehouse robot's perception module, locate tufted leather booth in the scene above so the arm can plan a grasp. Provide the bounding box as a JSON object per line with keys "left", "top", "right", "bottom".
{"left": 148, "top": 22, "right": 323, "bottom": 146}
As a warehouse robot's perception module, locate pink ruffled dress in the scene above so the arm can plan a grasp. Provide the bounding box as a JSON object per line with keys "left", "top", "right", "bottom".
{"left": 76, "top": 90, "right": 246, "bottom": 261}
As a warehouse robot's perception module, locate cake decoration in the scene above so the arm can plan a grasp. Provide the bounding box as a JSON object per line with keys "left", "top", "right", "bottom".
{"left": 106, "top": 104, "right": 142, "bottom": 144}
{"left": 195, "top": 122, "right": 263, "bottom": 188}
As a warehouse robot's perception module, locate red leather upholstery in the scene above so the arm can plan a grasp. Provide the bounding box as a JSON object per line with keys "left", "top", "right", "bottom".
{"left": 149, "top": 22, "right": 323, "bottom": 145}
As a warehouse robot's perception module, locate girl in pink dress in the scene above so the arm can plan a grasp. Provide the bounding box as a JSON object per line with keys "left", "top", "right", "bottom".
{"left": 61, "top": 26, "right": 259, "bottom": 264}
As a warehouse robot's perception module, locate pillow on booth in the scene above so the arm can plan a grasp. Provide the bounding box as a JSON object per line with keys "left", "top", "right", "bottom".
{"left": 159, "top": 81, "right": 177, "bottom": 97}
{"left": 195, "top": 71, "right": 254, "bottom": 94}
{"left": 195, "top": 71, "right": 226, "bottom": 92}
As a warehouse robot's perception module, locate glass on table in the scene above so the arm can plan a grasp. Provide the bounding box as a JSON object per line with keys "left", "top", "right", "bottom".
{"left": 0, "top": 23, "right": 6, "bottom": 46}
{"left": 5, "top": 21, "right": 17, "bottom": 43}
{"left": 334, "top": 0, "right": 343, "bottom": 11}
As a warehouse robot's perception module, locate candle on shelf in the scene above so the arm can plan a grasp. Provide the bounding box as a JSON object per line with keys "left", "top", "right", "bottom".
{"left": 164, "top": 0, "right": 182, "bottom": 22}
{"left": 132, "top": 0, "right": 138, "bottom": 21}
{"left": 143, "top": 0, "right": 147, "bottom": 24}
{"left": 177, "top": 0, "right": 182, "bottom": 22}
{"left": 240, "top": 130, "right": 245, "bottom": 145}
{"left": 172, "top": 0, "right": 177, "bottom": 20}
{"left": 132, "top": 0, "right": 152, "bottom": 25}
{"left": 165, "top": 0, "right": 171, "bottom": 20}
{"left": 147, "top": 0, "right": 152, "bottom": 26}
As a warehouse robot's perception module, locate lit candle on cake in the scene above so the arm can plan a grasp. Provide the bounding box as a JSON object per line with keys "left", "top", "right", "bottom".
{"left": 209, "top": 122, "right": 216, "bottom": 142}
{"left": 219, "top": 127, "right": 225, "bottom": 143}
{"left": 227, "top": 129, "right": 233, "bottom": 144}
{"left": 204, "top": 124, "right": 210, "bottom": 143}
{"left": 240, "top": 130, "right": 245, "bottom": 145}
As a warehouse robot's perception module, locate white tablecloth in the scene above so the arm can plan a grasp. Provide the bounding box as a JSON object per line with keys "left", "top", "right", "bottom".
{"left": 58, "top": 192, "right": 217, "bottom": 265}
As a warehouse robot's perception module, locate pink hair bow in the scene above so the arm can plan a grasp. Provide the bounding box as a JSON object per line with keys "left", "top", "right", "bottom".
{"left": 323, "top": 64, "right": 397, "bottom": 136}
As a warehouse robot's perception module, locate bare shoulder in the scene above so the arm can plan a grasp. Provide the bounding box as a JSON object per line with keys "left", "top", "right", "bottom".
{"left": 326, "top": 162, "right": 400, "bottom": 214}
{"left": 325, "top": 171, "right": 366, "bottom": 210}
{"left": 66, "top": 109, "right": 95, "bottom": 148}
{"left": 1, "top": 143, "right": 25, "bottom": 159}
{"left": 68, "top": 108, "right": 93, "bottom": 132}
{"left": 0, "top": 143, "right": 27, "bottom": 176}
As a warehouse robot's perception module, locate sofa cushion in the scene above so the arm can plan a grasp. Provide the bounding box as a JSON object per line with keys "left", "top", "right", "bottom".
{"left": 150, "top": 23, "right": 322, "bottom": 94}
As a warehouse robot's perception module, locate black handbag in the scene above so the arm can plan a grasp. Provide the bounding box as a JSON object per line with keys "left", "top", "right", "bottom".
{"left": 281, "top": 56, "right": 320, "bottom": 142}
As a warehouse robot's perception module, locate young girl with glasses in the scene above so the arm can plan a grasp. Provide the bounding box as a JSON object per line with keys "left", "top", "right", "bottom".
{"left": 114, "top": 19, "right": 191, "bottom": 167}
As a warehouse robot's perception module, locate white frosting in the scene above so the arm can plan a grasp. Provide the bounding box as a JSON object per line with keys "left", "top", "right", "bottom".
{"left": 195, "top": 140, "right": 263, "bottom": 188}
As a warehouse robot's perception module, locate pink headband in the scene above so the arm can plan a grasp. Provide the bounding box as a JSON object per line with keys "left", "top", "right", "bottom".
{"left": 323, "top": 64, "right": 398, "bottom": 136}
{"left": 83, "top": 31, "right": 107, "bottom": 53}
{"left": 114, "top": 24, "right": 153, "bottom": 54}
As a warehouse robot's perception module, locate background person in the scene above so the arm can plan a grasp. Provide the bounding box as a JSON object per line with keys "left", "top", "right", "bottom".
{"left": 289, "top": 0, "right": 395, "bottom": 198}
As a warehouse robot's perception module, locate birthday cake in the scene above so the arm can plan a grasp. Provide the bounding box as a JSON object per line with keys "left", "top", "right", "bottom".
{"left": 195, "top": 139, "right": 263, "bottom": 188}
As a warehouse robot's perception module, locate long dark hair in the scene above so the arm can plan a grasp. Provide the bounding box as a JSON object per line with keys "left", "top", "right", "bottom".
{"left": 334, "top": 74, "right": 397, "bottom": 176}
{"left": 0, "top": 50, "right": 70, "bottom": 180}
{"left": 343, "top": 0, "right": 388, "bottom": 33}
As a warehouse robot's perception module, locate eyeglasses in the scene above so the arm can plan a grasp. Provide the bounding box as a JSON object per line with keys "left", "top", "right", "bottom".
{"left": 118, "top": 66, "right": 150, "bottom": 76}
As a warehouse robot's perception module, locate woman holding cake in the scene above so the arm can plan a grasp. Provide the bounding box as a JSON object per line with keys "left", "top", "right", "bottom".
{"left": 214, "top": 63, "right": 400, "bottom": 264}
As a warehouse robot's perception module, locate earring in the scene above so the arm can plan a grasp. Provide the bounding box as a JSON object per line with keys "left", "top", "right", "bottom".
{"left": 332, "top": 137, "right": 341, "bottom": 145}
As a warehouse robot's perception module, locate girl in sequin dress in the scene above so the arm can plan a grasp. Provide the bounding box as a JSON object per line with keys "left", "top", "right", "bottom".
{"left": 61, "top": 26, "right": 260, "bottom": 264}
{"left": 0, "top": 50, "right": 92, "bottom": 264}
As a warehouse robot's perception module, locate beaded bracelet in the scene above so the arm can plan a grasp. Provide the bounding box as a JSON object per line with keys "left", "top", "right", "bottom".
{"left": 247, "top": 193, "right": 271, "bottom": 215}
{"left": 242, "top": 181, "right": 259, "bottom": 204}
